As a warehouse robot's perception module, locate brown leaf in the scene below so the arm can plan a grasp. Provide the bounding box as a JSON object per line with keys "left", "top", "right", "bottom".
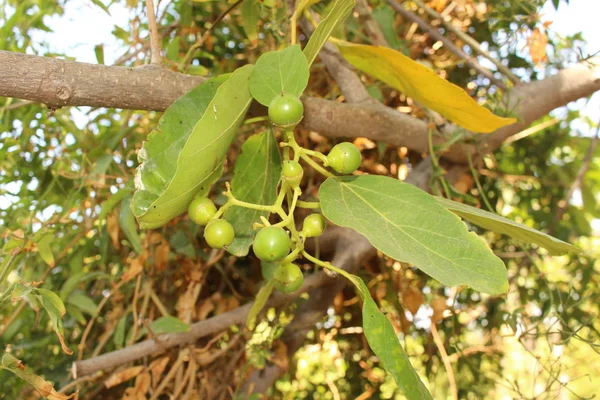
{"left": 196, "top": 300, "right": 215, "bottom": 321}
{"left": 107, "top": 213, "right": 120, "bottom": 250}
{"left": 104, "top": 366, "right": 145, "bottom": 389}
{"left": 154, "top": 241, "right": 170, "bottom": 271}
{"left": 133, "top": 372, "right": 151, "bottom": 395}
{"left": 149, "top": 357, "right": 170, "bottom": 388}
{"left": 402, "top": 285, "right": 424, "bottom": 315}
{"left": 271, "top": 341, "right": 289, "bottom": 371}
{"left": 176, "top": 282, "right": 202, "bottom": 324}
{"left": 431, "top": 296, "right": 448, "bottom": 324}
{"left": 214, "top": 297, "right": 240, "bottom": 315}
{"left": 121, "top": 256, "right": 145, "bottom": 283}
{"left": 527, "top": 27, "right": 548, "bottom": 65}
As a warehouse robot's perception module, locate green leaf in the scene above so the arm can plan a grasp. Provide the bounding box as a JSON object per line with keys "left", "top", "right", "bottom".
{"left": 435, "top": 197, "right": 578, "bottom": 255}
{"left": 224, "top": 130, "right": 282, "bottom": 256}
{"left": 66, "top": 292, "right": 98, "bottom": 317}
{"left": 149, "top": 316, "right": 190, "bottom": 335}
{"left": 37, "top": 289, "right": 72, "bottom": 354}
{"left": 335, "top": 274, "right": 432, "bottom": 399}
{"left": 132, "top": 66, "right": 254, "bottom": 229}
{"left": 98, "top": 186, "right": 133, "bottom": 222}
{"left": 334, "top": 40, "right": 517, "bottom": 133}
{"left": 241, "top": 0, "right": 260, "bottom": 45}
{"left": 114, "top": 315, "right": 128, "bottom": 348}
{"left": 1, "top": 353, "right": 74, "bottom": 400}
{"left": 91, "top": 0, "right": 111, "bottom": 15}
{"left": 303, "top": 0, "right": 355, "bottom": 66}
{"left": 66, "top": 304, "right": 87, "bottom": 325}
{"left": 319, "top": 175, "right": 508, "bottom": 294}
{"left": 166, "top": 36, "right": 181, "bottom": 60}
{"left": 34, "top": 234, "right": 55, "bottom": 267}
{"left": 248, "top": 45, "right": 309, "bottom": 106}
{"left": 372, "top": 6, "right": 403, "bottom": 50}
{"left": 94, "top": 44, "right": 105, "bottom": 64}
{"left": 246, "top": 279, "right": 274, "bottom": 329}
{"left": 119, "top": 196, "right": 144, "bottom": 254}
{"left": 59, "top": 271, "right": 110, "bottom": 300}
{"left": 37, "top": 288, "right": 66, "bottom": 316}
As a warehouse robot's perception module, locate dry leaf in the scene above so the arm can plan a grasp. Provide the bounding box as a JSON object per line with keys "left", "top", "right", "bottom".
{"left": 133, "top": 372, "right": 151, "bottom": 395}
{"left": 215, "top": 297, "right": 240, "bottom": 315}
{"left": 107, "top": 213, "right": 120, "bottom": 250}
{"left": 196, "top": 300, "right": 215, "bottom": 321}
{"left": 431, "top": 296, "right": 448, "bottom": 324}
{"left": 402, "top": 286, "right": 424, "bottom": 315}
{"left": 154, "top": 241, "right": 170, "bottom": 271}
{"left": 149, "top": 356, "right": 170, "bottom": 388}
{"left": 271, "top": 341, "right": 289, "bottom": 371}
{"left": 527, "top": 28, "right": 548, "bottom": 65}
{"left": 176, "top": 282, "right": 202, "bottom": 324}
{"left": 104, "top": 366, "right": 145, "bottom": 389}
{"left": 121, "top": 256, "right": 145, "bottom": 283}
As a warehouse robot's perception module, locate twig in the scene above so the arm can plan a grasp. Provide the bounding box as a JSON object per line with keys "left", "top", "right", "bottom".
{"left": 145, "top": 0, "right": 162, "bottom": 64}
{"left": 551, "top": 120, "right": 600, "bottom": 233}
{"left": 431, "top": 323, "right": 458, "bottom": 400}
{"left": 72, "top": 264, "right": 337, "bottom": 377}
{"left": 355, "top": 0, "right": 389, "bottom": 47}
{"left": 181, "top": 0, "right": 245, "bottom": 70}
{"left": 386, "top": 0, "right": 507, "bottom": 90}
{"left": 412, "top": 0, "right": 520, "bottom": 84}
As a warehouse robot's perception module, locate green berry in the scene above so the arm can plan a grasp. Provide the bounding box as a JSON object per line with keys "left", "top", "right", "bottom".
{"left": 204, "top": 219, "right": 235, "bottom": 249}
{"left": 261, "top": 261, "right": 279, "bottom": 281}
{"left": 188, "top": 197, "right": 217, "bottom": 226}
{"left": 252, "top": 226, "right": 291, "bottom": 262}
{"left": 326, "top": 142, "right": 362, "bottom": 174}
{"left": 282, "top": 160, "right": 303, "bottom": 188}
{"left": 273, "top": 263, "right": 304, "bottom": 293}
{"left": 301, "top": 214, "right": 326, "bottom": 238}
{"left": 268, "top": 93, "right": 304, "bottom": 128}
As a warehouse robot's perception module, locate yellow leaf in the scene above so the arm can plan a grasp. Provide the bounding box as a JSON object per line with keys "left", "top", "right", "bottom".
{"left": 334, "top": 40, "right": 517, "bottom": 133}
{"left": 104, "top": 366, "right": 145, "bottom": 389}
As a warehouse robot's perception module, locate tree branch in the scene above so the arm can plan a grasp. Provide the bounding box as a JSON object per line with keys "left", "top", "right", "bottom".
{"left": 0, "top": 50, "right": 599, "bottom": 164}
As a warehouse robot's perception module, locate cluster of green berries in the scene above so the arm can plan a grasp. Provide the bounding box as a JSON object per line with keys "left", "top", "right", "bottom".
{"left": 186, "top": 93, "right": 362, "bottom": 295}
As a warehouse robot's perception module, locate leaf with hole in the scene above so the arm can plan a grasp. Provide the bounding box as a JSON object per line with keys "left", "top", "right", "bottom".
{"left": 435, "top": 197, "right": 578, "bottom": 255}
{"left": 319, "top": 175, "right": 508, "bottom": 294}
{"left": 224, "top": 130, "right": 282, "bottom": 256}
{"left": 132, "top": 66, "right": 253, "bottom": 229}
{"left": 334, "top": 40, "right": 517, "bottom": 132}
{"left": 303, "top": 0, "right": 354, "bottom": 66}
{"left": 248, "top": 45, "right": 309, "bottom": 106}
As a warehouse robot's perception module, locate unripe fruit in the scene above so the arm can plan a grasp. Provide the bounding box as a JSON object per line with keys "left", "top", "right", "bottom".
{"left": 301, "top": 214, "right": 326, "bottom": 238}
{"left": 272, "top": 263, "right": 304, "bottom": 293}
{"left": 252, "top": 226, "right": 291, "bottom": 262}
{"left": 188, "top": 197, "right": 217, "bottom": 226}
{"left": 261, "top": 261, "right": 279, "bottom": 281}
{"left": 326, "top": 142, "right": 362, "bottom": 174}
{"left": 282, "top": 160, "right": 303, "bottom": 188}
{"left": 268, "top": 93, "right": 304, "bottom": 128}
{"left": 204, "top": 219, "right": 235, "bottom": 249}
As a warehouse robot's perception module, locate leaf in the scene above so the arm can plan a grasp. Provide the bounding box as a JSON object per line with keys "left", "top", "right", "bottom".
{"left": 90, "top": 0, "right": 111, "bottom": 15}
{"left": 334, "top": 40, "right": 517, "bottom": 133}
{"left": 59, "top": 271, "right": 110, "bottom": 300}
{"left": 98, "top": 186, "right": 133, "bottom": 222}
{"left": 119, "top": 196, "right": 144, "bottom": 254}
{"left": 113, "top": 315, "right": 128, "bottom": 348}
{"left": 133, "top": 66, "right": 254, "bottom": 229}
{"left": 105, "top": 366, "right": 145, "bottom": 389}
{"left": 34, "top": 234, "right": 55, "bottom": 267}
{"left": 166, "top": 36, "right": 181, "bottom": 60}
{"left": 66, "top": 292, "right": 98, "bottom": 317}
{"left": 333, "top": 275, "right": 432, "bottom": 399}
{"left": 248, "top": 45, "right": 309, "bottom": 106}
{"left": 303, "top": 0, "right": 354, "bottom": 66}
{"left": 37, "top": 289, "right": 73, "bottom": 355}
{"left": 292, "top": 0, "right": 321, "bottom": 20}
{"left": 372, "top": 6, "right": 403, "bottom": 49}
{"left": 319, "top": 175, "right": 508, "bottom": 294}
{"left": 1, "top": 354, "right": 75, "bottom": 400}
{"left": 224, "top": 130, "right": 282, "bottom": 256}
{"left": 435, "top": 197, "right": 578, "bottom": 255}
{"left": 241, "top": 0, "right": 260, "bottom": 45}
{"left": 246, "top": 279, "right": 274, "bottom": 329}
{"left": 148, "top": 316, "right": 190, "bottom": 335}
{"left": 94, "top": 44, "right": 105, "bottom": 65}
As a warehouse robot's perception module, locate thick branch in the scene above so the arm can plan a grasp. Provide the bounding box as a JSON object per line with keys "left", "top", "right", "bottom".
{"left": 1, "top": 51, "right": 599, "bottom": 163}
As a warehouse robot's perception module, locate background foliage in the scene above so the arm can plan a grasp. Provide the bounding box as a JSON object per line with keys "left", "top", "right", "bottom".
{"left": 1, "top": 0, "right": 599, "bottom": 398}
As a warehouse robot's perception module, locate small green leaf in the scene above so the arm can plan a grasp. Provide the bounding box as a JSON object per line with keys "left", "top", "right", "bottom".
{"left": 114, "top": 315, "right": 128, "bottom": 348}
{"left": 303, "top": 0, "right": 355, "bottom": 66}
{"left": 66, "top": 292, "right": 98, "bottom": 317}
{"left": 119, "top": 196, "right": 144, "bottom": 254}
{"left": 335, "top": 274, "right": 432, "bottom": 399}
{"left": 37, "top": 289, "right": 72, "bottom": 354}
{"left": 149, "top": 316, "right": 190, "bottom": 335}
{"left": 94, "top": 44, "right": 105, "bottom": 64}
{"left": 59, "top": 271, "right": 110, "bottom": 300}
{"left": 241, "top": 0, "right": 260, "bottom": 45}
{"left": 66, "top": 304, "right": 87, "bottom": 325}
{"left": 372, "top": 6, "right": 403, "bottom": 49}
{"left": 435, "top": 197, "right": 578, "bottom": 255}
{"left": 246, "top": 279, "right": 274, "bottom": 329}
{"left": 37, "top": 288, "right": 66, "bottom": 316}
{"left": 224, "top": 130, "right": 282, "bottom": 256}
{"left": 248, "top": 45, "right": 309, "bottom": 106}
{"left": 166, "top": 37, "right": 181, "bottom": 60}
{"left": 319, "top": 175, "right": 508, "bottom": 294}
{"left": 98, "top": 186, "right": 133, "bottom": 222}
{"left": 133, "top": 66, "right": 254, "bottom": 229}
{"left": 34, "top": 234, "right": 55, "bottom": 267}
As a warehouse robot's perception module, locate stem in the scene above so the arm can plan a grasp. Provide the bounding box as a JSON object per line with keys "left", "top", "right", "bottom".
{"left": 145, "top": 0, "right": 162, "bottom": 64}
{"left": 302, "top": 250, "right": 358, "bottom": 284}
{"left": 300, "top": 154, "right": 335, "bottom": 179}
{"left": 296, "top": 200, "right": 320, "bottom": 209}
{"left": 244, "top": 116, "right": 269, "bottom": 125}
{"left": 467, "top": 151, "right": 495, "bottom": 213}
{"left": 428, "top": 127, "right": 451, "bottom": 198}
